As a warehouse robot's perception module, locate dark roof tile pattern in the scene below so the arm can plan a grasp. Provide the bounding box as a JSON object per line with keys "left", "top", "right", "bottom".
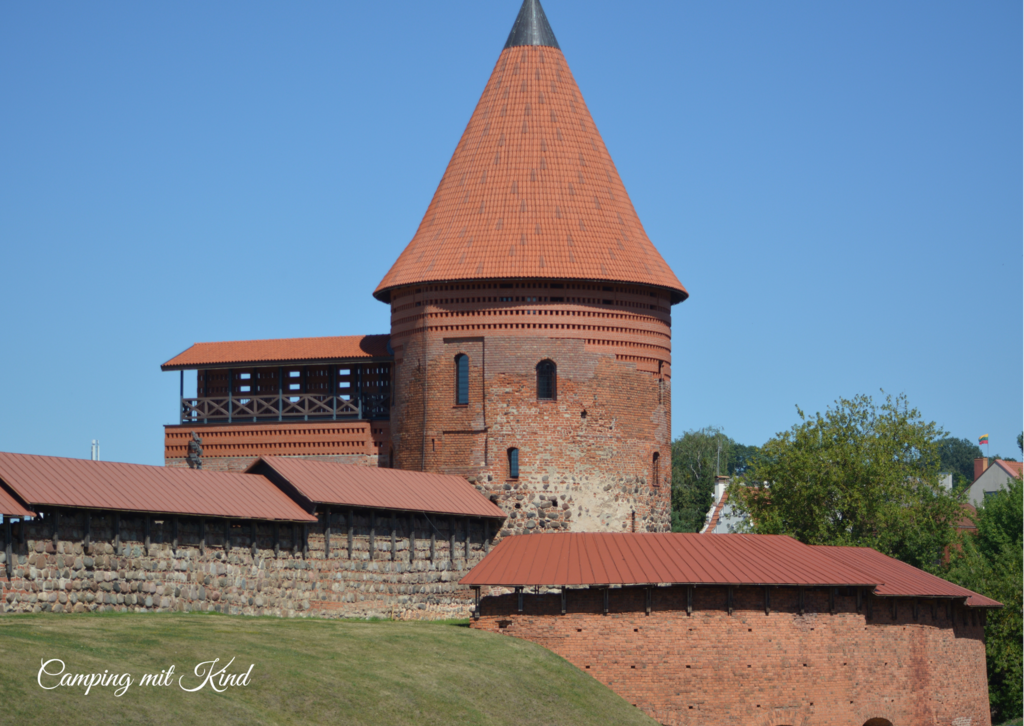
{"left": 374, "top": 37, "right": 687, "bottom": 303}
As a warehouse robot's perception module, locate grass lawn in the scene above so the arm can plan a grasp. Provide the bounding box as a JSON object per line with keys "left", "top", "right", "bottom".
{"left": 0, "top": 612, "right": 658, "bottom": 725}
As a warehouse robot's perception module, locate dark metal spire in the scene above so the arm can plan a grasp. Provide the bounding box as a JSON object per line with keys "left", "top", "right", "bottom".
{"left": 504, "top": 0, "right": 560, "bottom": 50}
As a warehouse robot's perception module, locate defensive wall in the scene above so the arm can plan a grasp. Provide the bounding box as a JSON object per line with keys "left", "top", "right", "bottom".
{"left": 473, "top": 585, "right": 992, "bottom": 726}
{"left": 0, "top": 509, "right": 491, "bottom": 620}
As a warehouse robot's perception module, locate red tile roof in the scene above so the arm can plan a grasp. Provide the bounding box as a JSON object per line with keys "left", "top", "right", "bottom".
{"left": 813, "top": 545, "right": 1001, "bottom": 608}
{"left": 374, "top": 43, "right": 687, "bottom": 304}
{"left": 994, "top": 459, "right": 1023, "bottom": 478}
{"left": 0, "top": 484, "right": 34, "bottom": 518}
{"left": 700, "top": 490, "right": 729, "bottom": 534}
{"left": 0, "top": 452, "right": 316, "bottom": 523}
{"left": 250, "top": 457, "right": 506, "bottom": 519}
{"left": 161, "top": 334, "right": 390, "bottom": 371}
{"left": 460, "top": 533, "right": 879, "bottom": 588}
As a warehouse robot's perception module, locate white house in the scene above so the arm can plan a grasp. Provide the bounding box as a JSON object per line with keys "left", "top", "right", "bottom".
{"left": 966, "top": 458, "right": 1022, "bottom": 507}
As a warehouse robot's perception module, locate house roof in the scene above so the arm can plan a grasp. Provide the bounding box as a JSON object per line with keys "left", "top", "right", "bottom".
{"left": 0, "top": 451, "right": 317, "bottom": 523}
{"left": 994, "top": 459, "right": 1023, "bottom": 478}
{"left": 0, "top": 483, "right": 35, "bottom": 518}
{"left": 249, "top": 457, "right": 507, "bottom": 520}
{"left": 700, "top": 490, "right": 730, "bottom": 534}
{"left": 373, "top": 0, "right": 687, "bottom": 304}
{"left": 460, "top": 533, "right": 880, "bottom": 588}
{"left": 161, "top": 334, "right": 391, "bottom": 370}
{"left": 813, "top": 545, "right": 1001, "bottom": 608}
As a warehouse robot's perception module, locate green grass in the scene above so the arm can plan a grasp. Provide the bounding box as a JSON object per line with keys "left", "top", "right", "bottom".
{"left": 995, "top": 719, "right": 1023, "bottom": 726}
{"left": 0, "top": 613, "right": 658, "bottom": 725}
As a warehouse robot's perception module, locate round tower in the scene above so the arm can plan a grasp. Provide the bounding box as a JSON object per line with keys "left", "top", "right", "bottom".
{"left": 374, "top": 0, "right": 687, "bottom": 533}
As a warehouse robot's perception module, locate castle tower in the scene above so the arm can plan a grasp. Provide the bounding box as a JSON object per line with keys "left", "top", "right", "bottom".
{"left": 374, "top": 0, "right": 688, "bottom": 533}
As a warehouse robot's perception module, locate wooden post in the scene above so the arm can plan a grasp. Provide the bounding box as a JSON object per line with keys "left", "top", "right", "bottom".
{"left": 891, "top": 598, "right": 898, "bottom": 621}
{"left": 199, "top": 518, "right": 205, "bottom": 556}
{"left": 346, "top": 510, "right": 354, "bottom": 559}
{"left": 430, "top": 528, "right": 436, "bottom": 563}
{"left": 516, "top": 587, "right": 523, "bottom": 613}
{"left": 602, "top": 588, "right": 609, "bottom": 616}
{"left": 144, "top": 515, "right": 150, "bottom": 551}
{"left": 114, "top": 513, "right": 121, "bottom": 556}
{"left": 483, "top": 519, "right": 491, "bottom": 553}
{"left": 403, "top": 511, "right": 411, "bottom": 565}
{"left": 224, "top": 519, "right": 231, "bottom": 552}
{"left": 274, "top": 522, "right": 280, "bottom": 558}
{"left": 449, "top": 517, "right": 456, "bottom": 566}
{"left": 798, "top": 587, "right": 805, "bottom": 616}
{"left": 292, "top": 523, "right": 299, "bottom": 556}
{"left": 369, "top": 512, "right": 376, "bottom": 560}
{"left": 830, "top": 587, "right": 836, "bottom": 615}
{"left": 391, "top": 515, "right": 396, "bottom": 562}
{"left": 764, "top": 586, "right": 771, "bottom": 616}
{"left": 912, "top": 599, "right": 919, "bottom": 621}
{"left": 84, "top": 511, "right": 91, "bottom": 551}
{"left": 465, "top": 518, "right": 471, "bottom": 561}
{"left": 324, "top": 508, "right": 331, "bottom": 560}
{"left": 856, "top": 588, "right": 863, "bottom": 612}
{"left": 302, "top": 524, "right": 308, "bottom": 558}
{"left": 4, "top": 519, "right": 11, "bottom": 579}
{"left": 252, "top": 521, "right": 259, "bottom": 556}
{"left": 53, "top": 508, "right": 60, "bottom": 549}
{"left": 561, "top": 587, "right": 568, "bottom": 615}
{"left": 687, "top": 586, "right": 693, "bottom": 616}
{"left": 727, "top": 586, "right": 733, "bottom": 616}
{"left": 645, "top": 587, "right": 652, "bottom": 616}
{"left": 475, "top": 586, "right": 482, "bottom": 620}
{"left": 172, "top": 516, "right": 178, "bottom": 553}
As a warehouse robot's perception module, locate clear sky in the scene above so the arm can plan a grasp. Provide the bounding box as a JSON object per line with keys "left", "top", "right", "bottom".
{"left": 1, "top": 1, "right": 1020, "bottom": 466}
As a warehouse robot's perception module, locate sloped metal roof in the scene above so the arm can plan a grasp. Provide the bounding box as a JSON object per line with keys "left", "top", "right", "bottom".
{"left": 161, "top": 334, "right": 391, "bottom": 371}
{"left": 251, "top": 456, "right": 506, "bottom": 519}
{"left": 0, "top": 451, "right": 316, "bottom": 522}
{"left": 813, "top": 545, "right": 1002, "bottom": 608}
{"left": 460, "top": 533, "right": 881, "bottom": 588}
{"left": 0, "top": 483, "right": 34, "bottom": 518}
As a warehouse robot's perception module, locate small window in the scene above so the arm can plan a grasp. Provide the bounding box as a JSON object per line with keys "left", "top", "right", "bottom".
{"left": 508, "top": 448, "right": 519, "bottom": 479}
{"left": 652, "top": 452, "right": 661, "bottom": 488}
{"left": 455, "top": 354, "right": 469, "bottom": 405}
{"left": 537, "top": 360, "right": 556, "bottom": 400}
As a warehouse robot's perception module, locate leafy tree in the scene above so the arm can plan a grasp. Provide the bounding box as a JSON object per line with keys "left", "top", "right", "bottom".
{"left": 940, "top": 476, "right": 1023, "bottom": 721}
{"left": 671, "top": 427, "right": 729, "bottom": 533}
{"left": 731, "top": 392, "right": 963, "bottom": 569}
{"left": 937, "top": 436, "right": 983, "bottom": 490}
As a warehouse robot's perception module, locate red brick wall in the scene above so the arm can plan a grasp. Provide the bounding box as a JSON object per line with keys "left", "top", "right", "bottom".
{"left": 389, "top": 279, "right": 673, "bottom": 533}
{"left": 473, "top": 585, "right": 992, "bottom": 726}
{"left": 164, "top": 421, "right": 391, "bottom": 472}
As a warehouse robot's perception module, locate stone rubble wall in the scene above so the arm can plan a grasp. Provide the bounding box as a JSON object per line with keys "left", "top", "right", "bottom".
{"left": 0, "top": 510, "right": 491, "bottom": 620}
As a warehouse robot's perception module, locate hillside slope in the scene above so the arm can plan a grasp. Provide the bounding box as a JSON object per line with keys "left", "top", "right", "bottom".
{"left": 0, "top": 613, "right": 657, "bottom": 725}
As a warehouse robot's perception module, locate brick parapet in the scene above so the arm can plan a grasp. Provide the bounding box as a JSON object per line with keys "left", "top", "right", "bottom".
{"left": 0, "top": 510, "right": 489, "bottom": 620}
{"left": 472, "top": 585, "right": 992, "bottom": 726}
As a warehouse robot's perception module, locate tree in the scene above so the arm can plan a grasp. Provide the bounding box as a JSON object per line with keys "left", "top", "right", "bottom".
{"left": 941, "top": 476, "right": 1023, "bottom": 721}
{"left": 731, "top": 392, "right": 963, "bottom": 569}
{"left": 671, "top": 427, "right": 729, "bottom": 533}
{"left": 937, "top": 437, "right": 983, "bottom": 490}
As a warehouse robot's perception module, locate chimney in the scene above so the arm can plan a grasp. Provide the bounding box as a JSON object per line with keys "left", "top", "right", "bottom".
{"left": 973, "top": 457, "right": 988, "bottom": 482}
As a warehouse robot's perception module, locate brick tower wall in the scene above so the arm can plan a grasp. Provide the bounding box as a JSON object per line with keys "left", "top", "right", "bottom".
{"left": 388, "top": 280, "right": 673, "bottom": 533}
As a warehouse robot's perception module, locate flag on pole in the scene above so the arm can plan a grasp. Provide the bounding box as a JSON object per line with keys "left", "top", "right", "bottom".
{"left": 978, "top": 434, "right": 989, "bottom": 446}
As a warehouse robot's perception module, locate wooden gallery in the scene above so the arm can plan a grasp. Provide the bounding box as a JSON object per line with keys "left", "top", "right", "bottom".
{"left": 0, "top": 2, "right": 1000, "bottom": 725}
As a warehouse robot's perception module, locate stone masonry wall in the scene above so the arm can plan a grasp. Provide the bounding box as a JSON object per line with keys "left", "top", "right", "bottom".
{"left": 473, "top": 585, "right": 992, "bottom": 726}
{"left": 0, "top": 509, "right": 492, "bottom": 620}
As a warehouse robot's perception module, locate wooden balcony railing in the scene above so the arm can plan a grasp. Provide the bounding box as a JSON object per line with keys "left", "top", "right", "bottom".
{"left": 180, "top": 393, "right": 390, "bottom": 424}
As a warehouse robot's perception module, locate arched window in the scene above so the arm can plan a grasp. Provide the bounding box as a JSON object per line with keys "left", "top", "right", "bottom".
{"left": 536, "top": 360, "right": 556, "bottom": 400}
{"left": 455, "top": 354, "right": 469, "bottom": 405}
{"left": 508, "top": 448, "right": 519, "bottom": 479}
{"left": 652, "top": 451, "right": 660, "bottom": 487}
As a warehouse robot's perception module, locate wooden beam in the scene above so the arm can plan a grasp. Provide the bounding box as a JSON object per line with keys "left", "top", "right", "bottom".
{"left": 252, "top": 521, "right": 259, "bottom": 556}
{"left": 347, "top": 509, "right": 354, "bottom": 559}
{"left": 84, "top": 511, "right": 91, "bottom": 551}
{"left": 449, "top": 517, "right": 456, "bottom": 566}
{"left": 302, "top": 524, "right": 308, "bottom": 558}
{"left": 798, "top": 587, "right": 804, "bottom": 616}
{"left": 891, "top": 598, "right": 898, "bottom": 621}
{"left": 53, "top": 508, "right": 60, "bottom": 548}
{"left": 144, "top": 515, "right": 150, "bottom": 551}
{"left": 856, "top": 587, "right": 863, "bottom": 612}
{"left": 114, "top": 513, "right": 121, "bottom": 556}
{"left": 645, "top": 586, "right": 652, "bottom": 616}
{"left": 409, "top": 516, "right": 416, "bottom": 562}
{"left": 687, "top": 586, "right": 693, "bottom": 616}
{"left": 764, "top": 586, "right": 771, "bottom": 616}
{"left": 224, "top": 519, "right": 230, "bottom": 551}
{"left": 369, "top": 511, "right": 376, "bottom": 560}
{"left": 172, "top": 516, "right": 178, "bottom": 554}
{"left": 4, "top": 519, "right": 11, "bottom": 579}
{"left": 199, "top": 518, "right": 205, "bottom": 556}
{"left": 727, "top": 586, "right": 733, "bottom": 616}
{"left": 324, "top": 507, "right": 331, "bottom": 560}
{"left": 830, "top": 587, "right": 836, "bottom": 615}
{"left": 391, "top": 515, "right": 397, "bottom": 562}
{"left": 602, "top": 588, "right": 609, "bottom": 616}
{"left": 516, "top": 587, "right": 523, "bottom": 613}
{"left": 430, "top": 528, "right": 436, "bottom": 563}
{"left": 474, "top": 586, "right": 482, "bottom": 620}
{"left": 274, "top": 522, "right": 280, "bottom": 558}
{"left": 561, "top": 587, "right": 567, "bottom": 615}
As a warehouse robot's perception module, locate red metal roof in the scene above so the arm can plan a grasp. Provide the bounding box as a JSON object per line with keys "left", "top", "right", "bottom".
{"left": 813, "top": 546, "right": 1001, "bottom": 608}
{"left": 0, "top": 483, "right": 34, "bottom": 518}
{"left": 161, "top": 334, "right": 391, "bottom": 370}
{"left": 0, "top": 452, "right": 316, "bottom": 523}
{"left": 460, "top": 533, "right": 880, "bottom": 588}
{"left": 251, "top": 457, "right": 506, "bottom": 519}
{"left": 373, "top": 43, "right": 687, "bottom": 304}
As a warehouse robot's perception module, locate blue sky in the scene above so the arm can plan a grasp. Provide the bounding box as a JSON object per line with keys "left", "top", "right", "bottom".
{"left": 1, "top": 1, "right": 1020, "bottom": 466}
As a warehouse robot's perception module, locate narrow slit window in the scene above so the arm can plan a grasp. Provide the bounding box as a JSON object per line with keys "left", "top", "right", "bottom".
{"left": 537, "top": 360, "right": 556, "bottom": 400}
{"left": 652, "top": 451, "right": 660, "bottom": 488}
{"left": 455, "top": 354, "right": 469, "bottom": 405}
{"left": 508, "top": 448, "right": 519, "bottom": 479}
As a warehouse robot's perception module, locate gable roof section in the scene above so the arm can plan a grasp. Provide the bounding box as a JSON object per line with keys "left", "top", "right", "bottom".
{"left": 0, "top": 451, "right": 316, "bottom": 523}
{"left": 0, "top": 483, "right": 34, "bottom": 518}
{"left": 460, "top": 533, "right": 879, "bottom": 588}
{"left": 994, "top": 459, "right": 1023, "bottom": 478}
{"left": 813, "top": 545, "right": 1001, "bottom": 608}
{"left": 161, "top": 334, "right": 391, "bottom": 371}
{"left": 373, "top": 3, "right": 687, "bottom": 304}
{"left": 249, "top": 457, "right": 506, "bottom": 520}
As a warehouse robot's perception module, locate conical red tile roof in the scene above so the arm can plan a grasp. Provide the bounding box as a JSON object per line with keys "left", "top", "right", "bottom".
{"left": 374, "top": 2, "right": 687, "bottom": 304}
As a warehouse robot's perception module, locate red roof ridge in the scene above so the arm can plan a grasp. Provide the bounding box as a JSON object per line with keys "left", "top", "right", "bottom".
{"left": 995, "top": 459, "right": 1023, "bottom": 477}
{"left": 701, "top": 490, "right": 730, "bottom": 534}
{"left": 161, "top": 333, "right": 391, "bottom": 370}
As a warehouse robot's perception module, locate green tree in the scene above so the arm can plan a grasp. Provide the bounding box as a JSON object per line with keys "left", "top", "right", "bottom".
{"left": 937, "top": 436, "right": 983, "bottom": 490}
{"left": 671, "top": 427, "right": 729, "bottom": 533}
{"left": 941, "top": 476, "right": 1023, "bottom": 721}
{"left": 731, "top": 392, "right": 963, "bottom": 569}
